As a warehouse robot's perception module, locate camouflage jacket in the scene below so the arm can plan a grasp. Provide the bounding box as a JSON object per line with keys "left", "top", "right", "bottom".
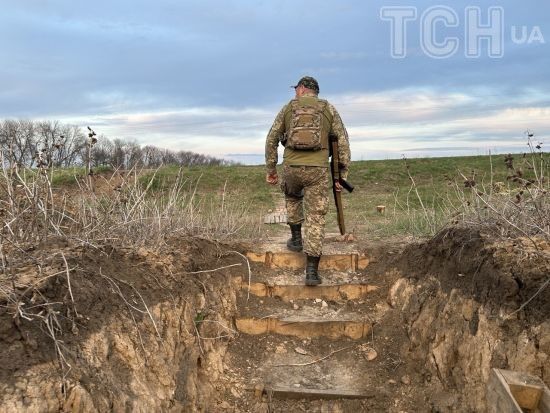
{"left": 265, "top": 93, "right": 351, "bottom": 179}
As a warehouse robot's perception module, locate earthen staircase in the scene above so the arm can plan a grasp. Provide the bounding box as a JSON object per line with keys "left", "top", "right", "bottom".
{"left": 224, "top": 236, "right": 382, "bottom": 411}
{"left": 222, "top": 236, "right": 550, "bottom": 412}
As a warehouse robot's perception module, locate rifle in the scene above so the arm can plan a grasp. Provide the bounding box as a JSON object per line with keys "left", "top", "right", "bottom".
{"left": 329, "top": 133, "right": 354, "bottom": 235}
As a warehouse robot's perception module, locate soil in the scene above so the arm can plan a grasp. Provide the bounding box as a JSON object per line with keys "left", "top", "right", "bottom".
{"left": 0, "top": 236, "right": 244, "bottom": 412}
{"left": 398, "top": 226, "right": 550, "bottom": 323}
{"left": 390, "top": 226, "right": 550, "bottom": 412}
{"left": 0, "top": 225, "right": 548, "bottom": 412}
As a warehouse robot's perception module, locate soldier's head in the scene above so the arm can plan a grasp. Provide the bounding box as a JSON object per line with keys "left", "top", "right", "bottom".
{"left": 292, "top": 76, "right": 319, "bottom": 97}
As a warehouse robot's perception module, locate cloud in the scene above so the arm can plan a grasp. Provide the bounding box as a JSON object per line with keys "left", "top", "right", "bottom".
{"left": 0, "top": 1, "right": 548, "bottom": 162}
{"left": 52, "top": 86, "right": 549, "bottom": 163}
{"left": 60, "top": 105, "right": 273, "bottom": 157}
{"left": 325, "top": 86, "right": 549, "bottom": 159}
{"left": 320, "top": 51, "right": 370, "bottom": 60}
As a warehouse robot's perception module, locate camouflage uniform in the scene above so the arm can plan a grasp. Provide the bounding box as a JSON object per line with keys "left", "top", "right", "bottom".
{"left": 265, "top": 81, "right": 351, "bottom": 257}
{"left": 280, "top": 164, "right": 329, "bottom": 256}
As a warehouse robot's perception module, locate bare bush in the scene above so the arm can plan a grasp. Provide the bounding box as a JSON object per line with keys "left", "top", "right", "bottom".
{"left": 1, "top": 165, "right": 257, "bottom": 250}
{"left": 390, "top": 134, "right": 549, "bottom": 242}
{"left": 72, "top": 168, "right": 260, "bottom": 247}
{"left": 453, "top": 135, "right": 549, "bottom": 242}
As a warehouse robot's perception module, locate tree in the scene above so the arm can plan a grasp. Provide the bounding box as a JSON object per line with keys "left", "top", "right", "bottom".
{"left": 0, "top": 119, "right": 36, "bottom": 167}
{"left": 0, "top": 118, "right": 236, "bottom": 169}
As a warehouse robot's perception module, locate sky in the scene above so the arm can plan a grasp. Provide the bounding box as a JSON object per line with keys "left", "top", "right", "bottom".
{"left": 1, "top": 0, "right": 549, "bottom": 164}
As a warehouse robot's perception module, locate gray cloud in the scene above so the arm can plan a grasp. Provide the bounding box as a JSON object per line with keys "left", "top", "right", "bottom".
{"left": 0, "top": 1, "right": 548, "bottom": 162}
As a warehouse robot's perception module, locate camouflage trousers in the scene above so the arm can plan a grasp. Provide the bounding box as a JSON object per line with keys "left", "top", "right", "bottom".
{"left": 281, "top": 164, "right": 329, "bottom": 257}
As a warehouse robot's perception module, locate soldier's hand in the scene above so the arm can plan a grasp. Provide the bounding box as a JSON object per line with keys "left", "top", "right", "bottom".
{"left": 266, "top": 173, "right": 278, "bottom": 185}
{"left": 334, "top": 180, "right": 343, "bottom": 192}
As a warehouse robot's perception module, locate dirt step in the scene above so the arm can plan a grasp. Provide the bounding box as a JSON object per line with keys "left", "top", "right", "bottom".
{"left": 235, "top": 288, "right": 375, "bottom": 340}
{"left": 235, "top": 316, "right": 371, "bottom": 340}
{"left": 236, "top": 278, "right": 378, "bottom": 302}
{"left": 239, "top": 262, "right": 372, "bottom": 286}
{"left": 246, "top": 251, "right": 369, "bottom": 272}
{"left": 253, "top": 385, "right": 374, "bottom": 400}
{"left": 245, "top": 236, "right": 369, "bottom": 271}
{"left": 223, "top": 334, "right": 391, "bottom": 410}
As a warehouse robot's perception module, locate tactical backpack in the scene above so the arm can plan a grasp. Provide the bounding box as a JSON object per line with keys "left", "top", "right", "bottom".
{"left": 285, "top": 99, "right": 328, "bottom": 151}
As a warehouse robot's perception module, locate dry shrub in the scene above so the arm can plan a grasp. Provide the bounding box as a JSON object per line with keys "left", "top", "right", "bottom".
{"left": 0, "top": 154, "right": 261, "bottom": 251}
{"left": 452, "top": 137, "right": 549, "bottom": 243}
{"left": 73, "top": 167, "right": 261, "bottom": 248}
{"left": 396, "top": 135, "right": 549, "bottom": 243}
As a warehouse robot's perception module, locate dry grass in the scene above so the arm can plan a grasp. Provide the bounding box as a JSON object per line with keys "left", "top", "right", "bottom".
{"left": 0, "top": 159, "right": 262, "bottom": 250}
{"left": 380, "top": 136, "right": 549, "bottom": 243}
{"left": 452, "top": 138, "right": 549, "bottom": 243}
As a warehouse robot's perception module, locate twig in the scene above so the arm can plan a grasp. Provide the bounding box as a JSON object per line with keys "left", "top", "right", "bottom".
{"left": 193, "top": 320, "right": 204, "bottom": 355}
{"left": 471, "top": 188, "right": 540, "bottom": 251}
{"left": 99, "top": 268, "right": 149, "bottom": 358}
{"left": 403, "top": 158, "right": 433, "bottom": 233}
{"left": 100, "top": 270, "right": 162, "bottom": 340}
{"left": 19, "top": 269, "right": 74, "bottom": 298}
{"left": 230, "top": 251, "right": 252, "bottom": 301}
{"left": 273, "top": 345, "right": 355, "bottom": 367}
{"left": 184, "top": 263, "right": 242, "bottom": 274}
{"left": 193, "top": 319, "right": 238, "bottom": 340}
{"left": 61, "top": 252, "right": 79, "bottom": 318}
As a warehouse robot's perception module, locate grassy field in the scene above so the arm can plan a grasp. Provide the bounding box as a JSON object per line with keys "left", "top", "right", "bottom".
{"left": 44, "top": 152, "right": 544, "bottom": 241}
{"left": 129, "top": 153, "right": 539, "bottom": 239}
{"left": 343, "top": 154, "right": 518, "bottom": 238}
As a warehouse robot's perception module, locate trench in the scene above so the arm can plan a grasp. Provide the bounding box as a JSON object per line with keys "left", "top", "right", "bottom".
{"left": 0, "top": 230, "right": 548, "bottom": 412}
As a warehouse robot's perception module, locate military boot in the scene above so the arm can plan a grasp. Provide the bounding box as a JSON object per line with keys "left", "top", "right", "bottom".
{"left": 286, "top": 223, "right": 303, "bottom": 252}
{"left": 305, "top": 255, "right": 322, "bottom": 286}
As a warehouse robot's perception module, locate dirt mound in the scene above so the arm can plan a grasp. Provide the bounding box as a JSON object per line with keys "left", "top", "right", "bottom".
{"left": 391, "top": 225, "right": 549, "bottom": 412}
{"left": 399, "top": 226, "right": 549, "bottom": 322}
{"left": 0, "top": 236, "right": 244, "bottom": 412}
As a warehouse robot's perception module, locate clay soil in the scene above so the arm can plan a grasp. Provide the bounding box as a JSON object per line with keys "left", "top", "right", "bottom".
{"left": 0, "top": 226, "right": 548, "bottom": 412}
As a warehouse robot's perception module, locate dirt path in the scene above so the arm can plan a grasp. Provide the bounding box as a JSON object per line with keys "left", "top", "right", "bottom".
{"left": 217, "top": 235, "right": 423, "bottom": 412}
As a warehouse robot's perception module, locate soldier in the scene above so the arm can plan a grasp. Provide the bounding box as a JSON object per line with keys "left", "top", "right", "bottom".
{"left": 265, "top": 76, "right": 351, "bottom": 285}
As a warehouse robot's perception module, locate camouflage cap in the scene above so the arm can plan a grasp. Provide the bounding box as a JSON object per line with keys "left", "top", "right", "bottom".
{"left": 291, "top": 76, "right": 320, "bottom": 93}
